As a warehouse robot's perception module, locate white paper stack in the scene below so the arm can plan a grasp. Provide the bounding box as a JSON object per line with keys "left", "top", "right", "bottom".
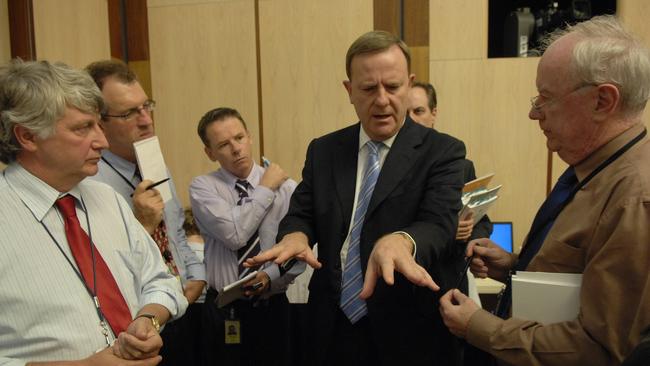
{"left": 512, "top": 271, "right": 582, "bottom": 324}
{"left": 133, "top": 136, "right": 172, "bottom": 202}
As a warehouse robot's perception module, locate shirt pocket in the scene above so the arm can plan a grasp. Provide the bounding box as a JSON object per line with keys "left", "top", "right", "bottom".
{"left": 531, "top": 236, "right": 584, "bottom": 273}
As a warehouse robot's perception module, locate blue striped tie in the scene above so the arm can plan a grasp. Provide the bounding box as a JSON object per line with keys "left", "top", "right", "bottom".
{"left": 340, "top": 140, "right": 382, "bottom": 323}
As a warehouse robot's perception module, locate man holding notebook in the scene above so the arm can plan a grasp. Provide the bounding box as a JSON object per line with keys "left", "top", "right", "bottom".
{"left": 85, "top": 60, "right": 206, "bottom": 366}
{"left": 439, "top": 15, "right": 650, "bottom": 366}
{"left": 190, "top": 107, "right": 303, "bottom": 366}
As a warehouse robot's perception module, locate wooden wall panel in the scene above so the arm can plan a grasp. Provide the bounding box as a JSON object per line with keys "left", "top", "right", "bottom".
{"left": 429, "top": 0, "right": 487, "bottom": 61}
{"left": 0, "top": 0, "right": 10, "bottom": 63}
{"left": 258, "top": 0, "right": 373, "bottom": 181}
{"left": 148, "top": 0, "right": 258, "bottom": 207}
{"left": 32, "top": 0, "right": 110, "bottom": 68}
{"left": 430, "top": 58, "right": 543, "bottom": 250}
{"left": 618, "top": 0, "right": 650, "bottom": 128}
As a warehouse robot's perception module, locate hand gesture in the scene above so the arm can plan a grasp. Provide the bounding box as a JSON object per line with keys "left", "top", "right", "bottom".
{"left": 359, "top": 233, "right": 439, "bottom": 300}
{"left": 245, "top": 232, "right": 321, "bottom": 269}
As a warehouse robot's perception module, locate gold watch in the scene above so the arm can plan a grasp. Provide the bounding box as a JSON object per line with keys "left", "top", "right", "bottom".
{"left": 135, "top": 313, "right": 160, "bottom": 332}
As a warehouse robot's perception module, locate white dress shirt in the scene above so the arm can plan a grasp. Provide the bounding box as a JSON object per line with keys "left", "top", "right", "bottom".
{"left": 339, "top": 127, "right": 396, "bottom": 271}
{"left": 0, "top": 163, "right": 187, "bottom": 365}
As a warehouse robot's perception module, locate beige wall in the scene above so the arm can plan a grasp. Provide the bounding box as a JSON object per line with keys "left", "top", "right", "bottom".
{"left": 430, "top": 0, "right": 544, "bottom": 250}
{"left": 0, "top": 0, "right": 10, "bottom": 64}
{"left": 148, "top": 0, "right": 259, "bottom": 206}
{"left": 258, "top": 0, "right": 373, "bottom": 181}
{"left": 33, "top": 0, "right": 110, "bottom": 68}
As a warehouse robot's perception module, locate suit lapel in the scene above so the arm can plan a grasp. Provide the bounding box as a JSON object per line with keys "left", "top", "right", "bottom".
{"left": 367, "top": 119, "right": 423, "bottom": 217}
{"left": 333, "top": 125, "right": 360, "bottom": 235}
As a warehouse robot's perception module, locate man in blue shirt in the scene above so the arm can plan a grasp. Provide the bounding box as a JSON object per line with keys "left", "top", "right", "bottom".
{"left": 86, "top": 60, "right": 206, "bottom": 366}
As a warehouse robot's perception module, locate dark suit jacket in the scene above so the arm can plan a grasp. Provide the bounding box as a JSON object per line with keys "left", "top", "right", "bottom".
{"left": 278, "top": 118, "right": 466, "bottom": 365}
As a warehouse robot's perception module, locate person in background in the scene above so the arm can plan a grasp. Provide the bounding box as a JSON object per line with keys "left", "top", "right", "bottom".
{"left": 439, "top": 15, "right": 650, "bottom": 366}
{"left": 190, "top": 107, "right": 304, "bottom": 366}
{"left": 408, "top": 81, "right": 493, "bottom": 298}
{"left": 0, "top": 59, "right": 187, "bottom": 365}
{"left": 85, "top": 60, "right": 206, "bottom": 366}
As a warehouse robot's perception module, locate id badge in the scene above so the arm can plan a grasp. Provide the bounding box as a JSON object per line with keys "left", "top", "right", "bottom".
{"left": 224, "top": 319, "right": 241, "bottom": 344}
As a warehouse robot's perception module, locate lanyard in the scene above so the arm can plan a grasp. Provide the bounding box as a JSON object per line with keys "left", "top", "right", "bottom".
{"left": 101, "top": 156, "right": 137, "bottom": 190}
{"left": 38, "top": 196, "right": 115, "bottom": 346}
{"left": 523, "top": 128, "right": 647, "bottom": 248}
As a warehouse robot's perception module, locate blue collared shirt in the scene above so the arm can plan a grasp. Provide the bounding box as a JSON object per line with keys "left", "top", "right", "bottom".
{"left": 189, "top": 163, "right": 304, "bottom": 293}
{"left": 89, "top": 150, "right": 206, "bottom": 285}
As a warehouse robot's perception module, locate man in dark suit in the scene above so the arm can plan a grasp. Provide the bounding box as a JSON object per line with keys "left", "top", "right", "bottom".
{"left": 247, "top": 30, "right": 466, "bottom": 366}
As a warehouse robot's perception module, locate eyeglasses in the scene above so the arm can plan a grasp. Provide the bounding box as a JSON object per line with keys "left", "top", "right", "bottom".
{"left": 530, "top": 84, "right": 595, "bottom": 111}
{"left": 102, "top": 100, "right": 156, "bottom": 121}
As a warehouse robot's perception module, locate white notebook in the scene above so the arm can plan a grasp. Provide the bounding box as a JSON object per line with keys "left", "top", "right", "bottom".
{"left": 512, "top": 271, "right": 582, "bottom": 324}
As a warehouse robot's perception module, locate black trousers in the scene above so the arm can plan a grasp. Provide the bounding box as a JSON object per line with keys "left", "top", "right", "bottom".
{"left": 159, "top": 302, "right": 206, "bottom": 366}
{"left": 202, "top": 288, "right": 291, "bottom": 366}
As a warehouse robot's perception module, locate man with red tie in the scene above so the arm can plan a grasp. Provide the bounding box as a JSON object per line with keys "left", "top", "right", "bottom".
{"left": 0, "top": 60, "right": 187, "bottom": 365}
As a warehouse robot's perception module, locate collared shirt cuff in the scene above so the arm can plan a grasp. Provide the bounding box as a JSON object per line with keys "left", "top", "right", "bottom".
{"left": 184, "top": 262, "right": 207, "bottom": 282}
{"left": 466, "top": 309, "right": 503, "bottom": 353}
{"left": 141, "top": 291, "right": 188, "bottom": 321}
{"left": 393, "top": 231, "right": 417, "bottom": 259}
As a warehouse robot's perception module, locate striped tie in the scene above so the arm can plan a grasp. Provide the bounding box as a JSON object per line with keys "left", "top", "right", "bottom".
{"left": 340, "top": 140, "right": 382, "bottom": 323}
{"left": 235, "top": 179, "right": 261, "bottom": 277}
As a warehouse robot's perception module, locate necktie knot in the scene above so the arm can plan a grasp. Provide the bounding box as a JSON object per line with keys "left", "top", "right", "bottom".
{"left": 367, "top": 140, "right": 382, "bottom": 157}
{"left": 55, "top": 195, "right": 78, "bottom": 220}
{"left": 558, "top": 166, "right": 577, "bottom": 187}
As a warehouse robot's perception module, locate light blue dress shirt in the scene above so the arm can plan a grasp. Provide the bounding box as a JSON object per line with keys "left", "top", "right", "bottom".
{"left": 90, "top": 150, "right": 206, "bottom": 286}
{"left": 0, "top": 163, "right": 187, "bottom": 365}
{"left": 189, "top": 163, "right": 305, "bottom": 293}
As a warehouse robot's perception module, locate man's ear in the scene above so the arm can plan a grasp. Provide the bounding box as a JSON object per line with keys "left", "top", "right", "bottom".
{"left": 408, "top": 73, "right": 415, "bottom": 87}
{"left": 593, "top": 83, "right": 620, "bottom": 121}
{"left": 343, "top": 80, "right": 352, "bottom": 103}
{"left": 204, "top": 145, "right": 218, "bottom": 162}
{"left": 13, "top": 125, "right": 39, "bottom": 152}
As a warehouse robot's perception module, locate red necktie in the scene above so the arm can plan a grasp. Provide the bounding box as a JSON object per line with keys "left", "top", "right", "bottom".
{"left": 55, "top": 195, "right": 132, "bottom": 335}
{"left": 151, "top": 221, "right": 180, "bottom": 279}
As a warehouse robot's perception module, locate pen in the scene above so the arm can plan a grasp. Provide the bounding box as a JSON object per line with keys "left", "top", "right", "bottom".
{"left": 129, "top": 177, "right": 170, "bottom": 197}
{"left": 454, "top": 256, "right": 473, "bottom": 290}
{"left": 146, "top": 177, "right": 170, "bottom": 190}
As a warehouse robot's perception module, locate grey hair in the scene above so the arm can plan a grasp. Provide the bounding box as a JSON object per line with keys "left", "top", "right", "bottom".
{"left": 0, "top": 59, "right": 104, "bottom": 164}
{"left": 540, "top": 15, "right": 650, "bottom": 115}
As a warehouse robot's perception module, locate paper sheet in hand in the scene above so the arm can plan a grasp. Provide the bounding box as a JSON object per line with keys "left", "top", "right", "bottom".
{"left": 459, "top": 185, "right": 502, "bottom": 224}
{"left": 462, "top": 173, "right": 495, "bottom": 194}
{"left": 133, "top": 136, "right": 172, "bottom": 202}
{"left": 216, "top": 271, "right": 258, "bottom": 308}
{"left": 512, "top": 271, "right": 582, "bottom": 324}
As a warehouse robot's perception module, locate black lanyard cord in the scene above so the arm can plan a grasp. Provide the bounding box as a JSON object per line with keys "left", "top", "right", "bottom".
{"left": 524, "top": 128, "right": 647, "bottom": 252}
{"left": 101, "top": 156, "right": 137, "bottom": 190}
